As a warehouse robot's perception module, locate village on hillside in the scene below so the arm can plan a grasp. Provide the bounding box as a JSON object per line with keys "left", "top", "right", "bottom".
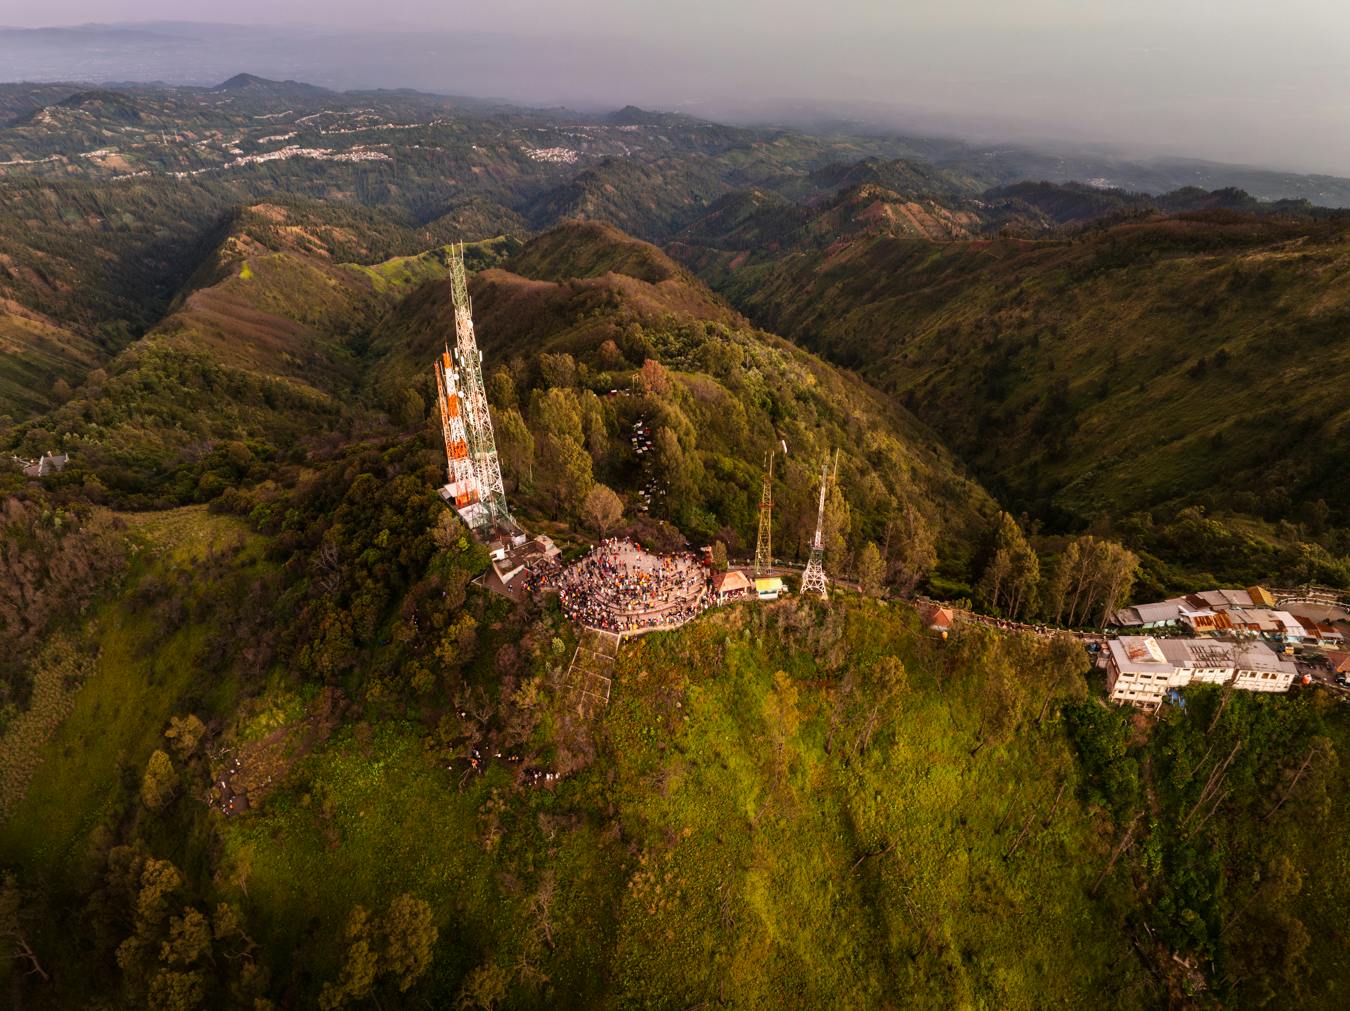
{"left": 1102, "top": 586, "right": 1350, "bottom": 709}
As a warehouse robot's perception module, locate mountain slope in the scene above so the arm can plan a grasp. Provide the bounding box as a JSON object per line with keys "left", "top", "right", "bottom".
{"left": 6, "top": 204, "right": 453, "bottom": 503}
{"left": 701, "top": 212, "right": 1350, "bottom": 541}
{"left": 369, "top": 220, "right": 998, "bottom": 572}
{"left": 0, "top": 301, "right": 104, "bottom": 420}
{"left": 522, "top": 156, "right": 733, "bottom": 238}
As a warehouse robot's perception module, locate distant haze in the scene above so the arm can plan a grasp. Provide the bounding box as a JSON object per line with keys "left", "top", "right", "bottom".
{"left": 2, "top": 2, "right": 1348, "bottom": 175}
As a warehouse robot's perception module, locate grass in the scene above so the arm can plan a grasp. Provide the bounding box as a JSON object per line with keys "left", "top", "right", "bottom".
{"left": 599, "top": 605, "right": 1139, "bottom": 1009}
{"left": 0, "top": 507, "right": 262, "bottom": 885}
{"left": 350, "top": 235, "right": 518, "bottom": 292}
{"left": 204, "top": 595, "right": 1144, "bottom": 1007}
{"left": 218, "top": 722, "right": 628, "bottom": 1002}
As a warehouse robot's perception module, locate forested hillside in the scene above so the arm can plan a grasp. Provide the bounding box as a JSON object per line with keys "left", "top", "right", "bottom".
{"left": 367, "top": 220, "right": 995, "bottom": 575}
{"left": 683, "top": 211, "right": 1350, "bottom": 592}
{"left": 2, "top": 75, "right": 1349, "bottom": 1010}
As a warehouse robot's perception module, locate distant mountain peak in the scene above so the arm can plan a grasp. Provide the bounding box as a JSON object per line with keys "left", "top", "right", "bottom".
{"left": 606, "top": 105, "right": 697, "bottom": 127}
{"left": 211, "top": 73, "right": 330, "bottom": 96}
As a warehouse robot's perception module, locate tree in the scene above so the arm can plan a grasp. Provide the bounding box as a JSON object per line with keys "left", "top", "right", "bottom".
{"left": 320, "top": 906, "right": 379, "bottom": 1010}
{"left": 538, "top": 352, "right": 577, "bottom": 389}
{"left": 164, "top": 714, "right": 206, "bottom": 761}
{"left": 596, "top": 339, "right": 625, "bottom": 370}
{"left": 487, "top": 367, "right": 517, "bottom": 409}
{"left": 635, "top": 358, "right": 670, "bottom": 396}
{"left": 978, "top": 513, "right": 1039, "bottom": 620}
{"left": 135, "top": 859, "right": 184, "bottom": 927}
{"left": 884, "top": 505, "right": 936, "bottom": 595}
{"left": 495, "top": 407, "right": 535, "bottom": 490}
{"left": 148, "top": 969, "right": 205, "bottom": 1011}
{"left": 710, "top": 540, "right": 728, "bottom": 571}
{"left": 533, "top": 388, "right": 593, "bottom": 512}
{"left": 856, "top": 655, "right": 908, "bottom": 755}
{"left": 141, "top": 749, "right": 178, "bottom": 810}
{"left": 321, "top": 896, "right": 439, "bottom": 1007}
{"left": 1048, "top": 536, "right": 1138, "bottom": 628}
{"left": 822, "top": 479, "right": 851, "bottom": 562}
{"left": 382, "top": 894, "right": 437, "bottom": 993}
{"left": 857, "top": 542, "right": 885, "bottom": 596}
{"left": 1036, "top": 633, "right": 1089, "bottom": 722}
{"left": 458, "top": 960, "right": 510, "bottom": 1010}
{"left": 762, "top": 670, "right": 802, "bottom": 786}
{"left": 159, "top": 908, "right": 212, "bottom": 966}
{"left": 581, "top": 483, "right": 623, "bottom": 536}
{"left": 397, "top": 387, "right": 425, "bottom": 428}
{"left": 0, "top": 872, "right": 47, "bottom": 982}
{"left": 651, "top": 425, "right": 705, "bottom": 518}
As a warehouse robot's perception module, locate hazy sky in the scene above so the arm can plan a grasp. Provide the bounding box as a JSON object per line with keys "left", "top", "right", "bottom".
{"left": 5, "top": 1, "right": 1349, "bottom": 174}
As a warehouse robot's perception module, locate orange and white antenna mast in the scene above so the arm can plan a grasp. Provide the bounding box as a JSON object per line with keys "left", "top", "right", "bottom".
{"left": 434, "top": 343, "right": 480, "bottom": 509}
{"left": 449, "top": 243, "right": 511, "bottom": 527}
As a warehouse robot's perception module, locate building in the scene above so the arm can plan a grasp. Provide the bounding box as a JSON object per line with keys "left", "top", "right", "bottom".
{"left": 488, "top": 532, "right": 559, "bottom": 590}
{"left": 18, "top": 451, "right": 68, "bottom": 478}
{"left": 712, "top": 569, "right": 753, "bottom": 604}
{"left": 1111, "top": 599, "right": 1189, "bottom": 629}
{"left": 1106, "top": 635, "right": 1298, "bottom": 709}
{"left": 754, "top": 577, "right": 783, "bottom": 601}
{"left": 1111, "top": 586, "right": 1281, "bottom": 634}
{"left": 1294, "top": 618, "right": 1344, "bottom": 647}
{"left": 921, "top": 603, "right": 955, "bottom": 636}
{"left": 1105, "top": 637, "right": 1176, "bottom": 708}
{"left": 1231, "top": 642, "right": 1300, "bottom": 693}
{"left": 1248, "top": 585, "right": 1277, "bottom": 607}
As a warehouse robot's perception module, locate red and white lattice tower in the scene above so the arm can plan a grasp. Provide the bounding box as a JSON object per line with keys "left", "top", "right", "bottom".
{"left": 449, "top": 243, "right": 511, "bottom": 529}
{"left": 800, "top": 455, "right": 830, "bottom": 600}
{"left": 434, "top": 346, "right": 480, "bottom": 509}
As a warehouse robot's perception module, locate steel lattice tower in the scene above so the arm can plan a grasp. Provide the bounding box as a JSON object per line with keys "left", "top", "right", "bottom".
{"left": 434, "top": 346, "right": 480, "bottom": 508}
{"left": 755, "top": 451, "right": 774, "bottom": 575}
{"left": 800, "top": 455, "right": 830, "bottom": 600}
{"left": 449, "top": 243, "right": 511, "bottom": 529}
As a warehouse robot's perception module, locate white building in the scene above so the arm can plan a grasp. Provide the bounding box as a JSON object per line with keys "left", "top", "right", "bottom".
{"left": 1105, "top": 636, "right": 1298, "bottom": 709}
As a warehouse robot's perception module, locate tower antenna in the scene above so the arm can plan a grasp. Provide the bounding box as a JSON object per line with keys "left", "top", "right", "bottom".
{"left": 800, "top": 454, "right": 830, "bottom": 600}
{"left": 435, "top": 342, "right": 480, "bottom": 510}
{"left": 755, "top": 450, "right": 774, "bottom": 576}
{"left": 449, "top": 242, "right": 511, "bottom": 530}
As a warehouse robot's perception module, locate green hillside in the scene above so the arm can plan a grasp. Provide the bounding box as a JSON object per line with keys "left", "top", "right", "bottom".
{"left": 4, "top": 487, "right": 1345, "bottom": 1007}
{"left": 369, "top": 221, "right": 997, "bottom": 572}
{"left": 0, "top": 304, "right": 103, "bottom": 421}
{"left": 689, "top": 211, "right": 1350, "bottom": 588}
{"left": 3, "top": 76, "right": 1349, "bottom": 1011}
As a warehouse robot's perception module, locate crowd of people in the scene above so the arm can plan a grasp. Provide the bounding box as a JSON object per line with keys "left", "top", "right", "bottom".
{"left": 551, "top": 537, "right": 711, "bottom": 634}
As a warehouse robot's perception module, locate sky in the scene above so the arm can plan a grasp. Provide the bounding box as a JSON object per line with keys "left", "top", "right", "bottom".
{"left": 3, "top": 1, "right": 1348, "bottom": 174}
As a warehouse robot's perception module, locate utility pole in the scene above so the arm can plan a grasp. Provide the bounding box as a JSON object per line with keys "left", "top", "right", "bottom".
{"left": 755, "top": 451, "right": 774, "bottom": 576}
{"left": 449, "top": 242, "right": 511, "bottom": 529}
{"left": 800, "top": 455, "right": 830, "bottom": 600}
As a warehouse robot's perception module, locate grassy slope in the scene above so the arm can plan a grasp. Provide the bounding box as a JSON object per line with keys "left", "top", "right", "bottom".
{"left": 212, "top": 596, "right": 1142, "bottom": 1008}
{"left": 706, "top": 214, "right": 1350, "bottom": 529}
{"left": 0, "top": 304, "right": 103, "bottom": 420}
{"left": 0, "top": 507, "right": 261, "bottom": 884}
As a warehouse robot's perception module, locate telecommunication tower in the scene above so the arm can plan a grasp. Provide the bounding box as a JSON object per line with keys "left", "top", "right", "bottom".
{"left": 800, "top": 455, "right": 830, "bottom": 600}
{"left": 448, "top": 243, "right": 511, "bottom": 528}
{"left": 755, "top": 451, "right": 774, "bottom": 575}
{"left": 434, "top": 346, "right": 480, "bottom": 509}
